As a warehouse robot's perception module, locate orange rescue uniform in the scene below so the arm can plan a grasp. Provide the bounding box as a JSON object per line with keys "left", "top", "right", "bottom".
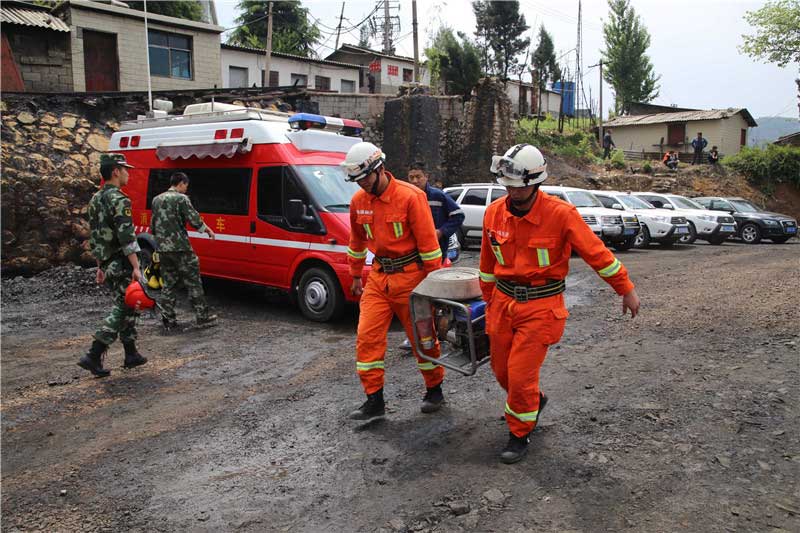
{"left": 479, "top": 191, "right": 635, "bottom": 437}
{"left": 348, "top": 173, "right": 445, "bottom": 394}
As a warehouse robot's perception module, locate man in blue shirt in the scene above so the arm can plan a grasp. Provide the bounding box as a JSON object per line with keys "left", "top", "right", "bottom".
{"left": 691, "top": 132, "right": 708, "bottom": 165}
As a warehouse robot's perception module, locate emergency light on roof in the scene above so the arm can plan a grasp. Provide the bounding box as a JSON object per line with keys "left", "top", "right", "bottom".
{"left": 288, "top": 113, "right": 363, "bottom": 136}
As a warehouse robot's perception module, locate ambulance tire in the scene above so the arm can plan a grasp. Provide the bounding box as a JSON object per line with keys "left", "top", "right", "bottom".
{"left": 297, "top": 267, "right": 344, "bottom": 322}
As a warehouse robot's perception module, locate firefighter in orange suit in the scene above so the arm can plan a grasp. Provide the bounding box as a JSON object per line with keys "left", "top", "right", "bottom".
{"left": 343, "top": 142, "right": 446, "bottom": 421}
{"left": 479, "top": 144, "right": 641, "bottom": 463}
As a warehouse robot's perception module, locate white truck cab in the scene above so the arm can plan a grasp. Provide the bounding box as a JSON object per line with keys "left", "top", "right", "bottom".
{"left": 631, "top": 192, "right": 736, "bottom": 245}
{"left": 592, "top": 191, "right": 691, "bottom": 247}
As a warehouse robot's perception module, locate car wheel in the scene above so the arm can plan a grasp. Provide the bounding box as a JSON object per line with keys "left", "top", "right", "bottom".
{"left": 770, "top": 236, "right": 790, "bottom": 244}
{"left": 679, "top": 222, "right": 697, "bottom": 244}
{"left": 297, "top": 267, "right": 344, "bottom": 322}
{"left": 456, "top": 228, "right": 467, "bottom": 250}
{"left": 740, "top": 223, "right": 762, "bottom": 244}
{"left": 634, "top": 225, "right": 651, "bottom": 248}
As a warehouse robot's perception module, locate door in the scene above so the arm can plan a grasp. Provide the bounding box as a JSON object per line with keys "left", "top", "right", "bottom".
{"left": 459, "top": 187, "right": 489, "bottom": 239}
{"left": 229, "top": 66, "right": 248, "bottom": 88}
{"left": 83, "top": 30, "right": 119, "bottom": 91}
{"left": 667, "top": 123, "right": 685, "bottom": 147}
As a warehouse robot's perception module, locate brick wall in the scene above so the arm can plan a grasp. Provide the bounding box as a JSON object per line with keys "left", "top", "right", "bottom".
{"left": 5, "top": 27, "right": 73, "bottom": 92}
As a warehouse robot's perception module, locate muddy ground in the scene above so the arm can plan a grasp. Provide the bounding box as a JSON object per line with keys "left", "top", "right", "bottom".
{"left": 2, "top": 241, "right": 799, "bottom": 533}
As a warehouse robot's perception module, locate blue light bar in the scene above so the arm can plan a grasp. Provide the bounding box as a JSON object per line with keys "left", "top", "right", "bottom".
{"left": 288, "top": 113, "right": 363, "bottom": 136}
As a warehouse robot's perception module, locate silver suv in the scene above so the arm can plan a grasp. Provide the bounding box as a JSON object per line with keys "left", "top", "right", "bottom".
{"left": 443, "top": 183, "right": 507, "bottom": 248}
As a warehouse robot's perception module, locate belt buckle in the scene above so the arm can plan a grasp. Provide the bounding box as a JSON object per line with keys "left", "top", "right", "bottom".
{"left": 381, "top": 258, "right": 397, "bottom": 273}
{"left": 513, "top": 285, "right": 529, "bottom": 302}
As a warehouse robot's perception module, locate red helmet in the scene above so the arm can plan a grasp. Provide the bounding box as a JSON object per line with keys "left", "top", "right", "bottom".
{"left": 125, "top": 280, "right": 156, "bottom": 311}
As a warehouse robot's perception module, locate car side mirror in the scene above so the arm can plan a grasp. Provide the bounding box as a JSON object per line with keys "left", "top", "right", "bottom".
{"left": 611, "top": 203, "right": 624, "bottom": 210}
{"left": 287, "top": 199, "right": 315, "bottom": 226}
{"left": 662, "top": 203, "right": 674, "bottom": 210}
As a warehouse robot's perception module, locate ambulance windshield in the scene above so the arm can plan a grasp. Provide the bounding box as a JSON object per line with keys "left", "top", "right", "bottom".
{"left": 294, "top": 165, "right": 361, "bottom": 213}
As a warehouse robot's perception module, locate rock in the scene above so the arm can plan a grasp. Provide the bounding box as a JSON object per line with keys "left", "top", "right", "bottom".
{"left": 448, "top": 501, "right": 470, "bottom": 516}
{"left": 17, "top": 111, "right": 37, "bottom": 124}
{"left": 28, "top": 154, "right": 55, "bottom": 173}
{"left": 716, "top": 455, "right": 731, "bottom": 468}
{"left": 53, "top": 139, "right": 72, "bottom": 152}
{"left": 0, "top": 101, "right": 5, "bottom": 112}
{"left": 61, "top": 116, "right": 77, "bottom": 129}
{"left": 105, "top": 120, "right": 120, "bottom": 131}
{"left": 60, "top": 489, "right": 67, "bottom": 496}
{"left": 78, "top": 118, "right": 91, "bottom": 128}
{"left": 458, "top": 511, "right": 479, "bottom": 529}
{"left": 52, "top": 128, "right": 73, "bottom": 139}
{"left": 388, "top": 518, "right": 407, "bottom": 532}
{"left": 31, "top": 132, "right": 51, "bottom": 144}
{"left": 69, "top": 154, "right": 90, "bottom": 166}
{"left": 41, "top": 113, "right": 59, "bottom": 126}
{"left": 86, "top": 133, "right": 109, "bottom": 152}
{"left": 483, "top": 488, "right": 506, "bottom": 505}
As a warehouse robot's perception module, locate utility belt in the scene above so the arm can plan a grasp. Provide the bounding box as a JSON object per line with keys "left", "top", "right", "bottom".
{"left": 496, "top": 278, "right": 565, "bottom": 302}
{"left": 374, "top": 251, "right": 422, "bottom": 274}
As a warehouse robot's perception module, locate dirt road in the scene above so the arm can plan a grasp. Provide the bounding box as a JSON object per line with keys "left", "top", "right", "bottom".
{"left": 2, "top": 241, "right": 799, "bottom": 533}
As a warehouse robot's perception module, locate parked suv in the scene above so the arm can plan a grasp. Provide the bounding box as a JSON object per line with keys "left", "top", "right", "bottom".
{"left": 540, "top": 186, "right": 639, "bottom": 251}
{"left": 444, "top": 183, "right": 507, "bottom": 248}
{"left": 631, "top": 192, "right": 736, "bottom": 245}
{"left": 693, "top": 197, "right": 798, "bottom": 244}
{"left": 593, "top": 191, "right": 691, "bottom": 247}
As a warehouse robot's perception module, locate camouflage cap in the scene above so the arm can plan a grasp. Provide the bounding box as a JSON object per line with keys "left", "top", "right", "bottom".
{"left": 100, "top": 153, "right": 134, "bottom": 168}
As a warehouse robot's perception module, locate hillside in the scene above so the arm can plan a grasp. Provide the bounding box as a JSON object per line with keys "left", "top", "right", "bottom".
{"left": 749, "top": 116, "right": 800, "bottom": 146}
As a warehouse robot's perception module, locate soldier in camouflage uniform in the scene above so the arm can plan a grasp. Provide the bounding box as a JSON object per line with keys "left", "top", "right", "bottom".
{"left": 151, "top": 172, "right": 217, "bottom": 330}
{"left": 78, "top": 153, "right": 148, "bottom": 377}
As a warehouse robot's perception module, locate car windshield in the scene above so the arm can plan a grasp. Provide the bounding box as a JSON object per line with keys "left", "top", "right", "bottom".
{"left": 619, "top": 195, "right": 654, "bottom": 209}
{"left": 729, "top": 199, "right": 760, "bottom": 213}
{"left": 565, "top": 190, "right": 602, "bottom": 207}
{"left": 293, "top": 165, "right": 361, "bottom": 212}
{"left": 669, "top": 196, "right": 705, "bottom": 210}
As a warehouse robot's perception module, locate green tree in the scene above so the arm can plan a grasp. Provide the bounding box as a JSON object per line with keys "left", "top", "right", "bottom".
{"left": 601, "top": 0, "right": 660, "bottom": 114}
{"left": 425, "top": 28, "right": 481, "bottom": 98}
{"left": 228, "top": 1, "right": 320, "bottom": 57}
{"left": 531, "top": 26, "right": 562, "bottom": 91}
{"left": 740, "top": 0, "right": 800, "bottom": 67}
{"left": 126, "top": 1, "right": 205, "bottom": 22}
{"left": 472, "top": 1, "right": 530, "bottom": 80}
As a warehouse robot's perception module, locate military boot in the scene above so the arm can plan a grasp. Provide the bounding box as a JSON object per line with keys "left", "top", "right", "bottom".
{"left": 500, "top": 432, "right": 530, "bottom": 464}
{"left": 77, "top": 340, "right": 111, "bottom": 377}
{"left": 196, "top": 314, "right": 218, "bottom": 328}
{"left": 162, "top": 317, "right": 179, "bottom": 333}
{"left": 348, "top": 389, "right": 385, "bottom": 421}
{"left": 122, "top": 340, "right": 148, "bottom": 368}
{"left": 420, "top": 383, "right": 445, "bottom": 413}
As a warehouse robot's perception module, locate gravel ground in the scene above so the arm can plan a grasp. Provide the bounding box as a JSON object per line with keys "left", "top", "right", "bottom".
{"left": 2, "top": 240, "right": 799, "bottom": 533}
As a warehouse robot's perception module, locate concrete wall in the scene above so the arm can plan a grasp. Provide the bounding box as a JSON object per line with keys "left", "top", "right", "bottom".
{"left": 610, "top": 116, "right": 751, "bottom": 157}
{"left": 221, "top": 49, "right": 360, "bottom": 92}
{"left": 64, "top": 2, "right": 221, "bottom": 92}
{"left": 3, "top": 26, "right": 73, "bottom": 92}
{"left": 310, "top": 92, "right": 395, "bottom": 145}
{"left": 325, "top": 49, "right": 430, "bottom": 94}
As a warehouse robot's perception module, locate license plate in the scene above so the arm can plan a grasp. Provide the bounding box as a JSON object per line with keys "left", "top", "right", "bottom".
{"left": 624, "top": 228, "right": 636, "bottom": 235}
{"left": 721, "top": 225, "right": 735, "bottom": 232}
{"left": 787, "top": 226, "right": 797, "bottom": 234}
{"left": 675, "top": 227, "right": 689, "bottom": 234}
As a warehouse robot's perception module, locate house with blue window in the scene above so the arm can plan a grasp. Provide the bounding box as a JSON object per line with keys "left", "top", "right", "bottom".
{"left": 53, "top": 0, "right": 222, "bottom": 92}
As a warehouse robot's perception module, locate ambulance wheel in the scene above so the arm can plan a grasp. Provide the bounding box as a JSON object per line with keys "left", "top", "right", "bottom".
{"left": 297, "top": 267, "right": 344, "bottom": 322}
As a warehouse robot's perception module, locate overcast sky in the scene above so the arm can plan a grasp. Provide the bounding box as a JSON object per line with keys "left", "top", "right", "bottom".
{"left": 215, "top": 0, "right": 799, "bottom": 119}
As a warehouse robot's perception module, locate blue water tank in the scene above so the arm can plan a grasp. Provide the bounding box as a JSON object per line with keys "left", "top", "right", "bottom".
{"left": 553, "top": 81, "right": 575, "bottom": 117}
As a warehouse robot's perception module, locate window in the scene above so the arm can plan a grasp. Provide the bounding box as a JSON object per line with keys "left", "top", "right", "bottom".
{"left": 229, "top": 66, "right": 248, "bottom": 88}
{"left": 290, "top": 73, "right": 308, "bottom": 86}
{"left": 148, "top": 30, "right": 192, "bottom": 79}
{"left": 667, "top": 123, "right": 685, "bottom": 146}
{"left": 387, "top": 65, "right": 399, "bottom": 76}
{"left": 461, "top": 188, "right": 488, "bottom": 206}
{"left": 261, "top": 70, "right": 280, "bottom": 86}
{"left": 314, "top": 75, "right": 331, "bottom": 91}
{"left": 640, "top": 195, "right": 668, "bottom": 209}
{"left": 596, "top": 195, "right": 616, "bottom": 209}
{"left": 490, "top": 188, "right": 507, "bottom": 202}
{"left": 740, "top": 129, "right": 747, "bottom": 146}
{"left": 446, "top": 188, "right": 463, "bottom": 201}
{"left": 340, "top": 79, "right": 355, "bottom": 93}
{"left": 146, "top": 168, "right": 251, "bottom": 215}
{"left": 403, "top": 68, "right": 413, "bottom": 82}
{"left": 258, "top": 166, "right": 313, "bottom": 230}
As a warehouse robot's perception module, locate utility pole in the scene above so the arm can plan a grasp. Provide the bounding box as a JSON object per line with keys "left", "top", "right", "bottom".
{"left": 598, "top": 59, "right": 603, "bottom": 143}
{"left": 264, "top": 1, "right": 273, "bottom": 88}
{"left": 575, "top": 0, "right": 581, "bottom": 128}
{"left": 334, "top": 2, "right": 345, "bottom": 51}
{"left": 412, "top": 0, "right": 419, "bottom": 81}
{"left": 383, "top": 0, "right": 391, "bottom": 54}
{"left": 143, "top": 0, "right": 152, "bottom": 110}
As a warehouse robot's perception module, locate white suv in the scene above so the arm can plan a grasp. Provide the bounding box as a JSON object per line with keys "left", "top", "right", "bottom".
{"left": 444, "top": 183, "right": 507, "bottom": 248}
{"left": 593, "top": 191, "right": 691, "bottom": 247}
{"left": 631, "top": 192, "right": 737, "bottom": 245}
{"left": 540, "top": 186, "right": 640, "bottom": 251}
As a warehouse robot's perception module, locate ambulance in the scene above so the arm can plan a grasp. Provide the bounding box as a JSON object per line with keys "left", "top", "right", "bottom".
{"left": 110, "top": 103, "right": 375, "bottom": 322}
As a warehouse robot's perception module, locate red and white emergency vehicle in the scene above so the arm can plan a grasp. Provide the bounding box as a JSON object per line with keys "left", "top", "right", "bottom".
{"left": 110, "top": 103, "right": 371, "bottom": 322}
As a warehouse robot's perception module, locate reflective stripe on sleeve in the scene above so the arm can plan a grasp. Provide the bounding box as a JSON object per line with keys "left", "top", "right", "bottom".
{"left": 449, "top": 209, "right": 464, "bottom": 216}
{"left": 491, "top": 245, "right": 505, "bottom": 265}
{"left": 479, "top": 271, "right": 496, "bottom": 283}
{"left": 356, "top": 361, "right": 385, "bottom": 372}
{"left": 347, "top": 247, "right": 368, "bottom": 259}
{"left": 505, "top": 402, "right": 539, "bottom": 422}
{"left": 597, "top": 258, "right": 622, "bottom": 278}
{"left": 363, "top": 223, "right": 373, "bottom": 239}
{"left": 419, "top": 248, "right": 443, "bottom": 262}
{"left": 537, "top": 248, "right": 550, "bottom": 267}
{"left": 428, "top": 201, "right": 443, "bottom": 207}
{"left": 417, "top": 361, "right": 438, "bottom": 371}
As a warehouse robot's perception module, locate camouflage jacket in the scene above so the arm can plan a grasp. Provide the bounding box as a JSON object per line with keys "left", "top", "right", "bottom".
{"left": 151, "top": 188, "right": 207, "bottom": 252}
{"left": 87, "top": 184, "right": 140, "bottom": 264}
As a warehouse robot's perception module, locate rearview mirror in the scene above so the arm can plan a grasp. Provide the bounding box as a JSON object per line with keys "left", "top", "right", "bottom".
{"left": 287, "top": 199, "right": 315, "bottom": 226}
{"left": 611, "top": 203, "right": 624, "bottom": 210}
{"left": 661, "top": 203, "right": 674, "bottom": 210}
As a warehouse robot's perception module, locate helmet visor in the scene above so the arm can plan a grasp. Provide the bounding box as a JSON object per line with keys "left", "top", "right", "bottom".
{"left": 341, "top": 158, "right": 383, "bottom": 182}
{"left": 490, "top": 155, "right": 547, "bottom": 181}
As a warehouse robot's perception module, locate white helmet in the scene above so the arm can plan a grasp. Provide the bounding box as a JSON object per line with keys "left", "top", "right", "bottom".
{"left": 341, "top": 142, "right": 386, "bottom": 182}
{"left": 490, "top": 144, "right": 548, "bottom": 187}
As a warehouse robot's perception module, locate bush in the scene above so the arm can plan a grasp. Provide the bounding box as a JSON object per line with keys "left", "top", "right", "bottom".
{"left": 642, "top": 162, "right": 653, "bottom": 174}
{"left": 610, "top": 149, "right": 625, "bottom": 169}
{"left": 722, "top": 145, "right": 800, "bottom": 188}
{"left": 515, "top": 118, "right": 600, "bottom": 165}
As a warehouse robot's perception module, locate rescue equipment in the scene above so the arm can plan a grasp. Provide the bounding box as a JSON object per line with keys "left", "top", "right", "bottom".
{"left": 410, "top": 268, "right": 489, "bottom": 376}
{"left": 124, "top": 280, "right": 156, "bottom": 311}
{"left": 341, "top": 142, "right": 385, "bottom": 181}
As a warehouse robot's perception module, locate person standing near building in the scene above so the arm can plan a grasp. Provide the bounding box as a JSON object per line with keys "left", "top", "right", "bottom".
{"left": 343, "top": 142, "right": 446, "bottom": 421}
{"left": 708, "top": 145, "right": 720, "bottom": 166}
{"left": 602, "top": 128, "right": 616, "bottom": 159}
{"left": 151, "top": 172, "right": 217, "bottom": 331}
{"left": 691, "top": 132, "right": 708, "bottom": 165}
{"left": 479, "top": 144, "right": 640, "bottom": 463}
{"left": 78, "top": 154, "right": 148, "bottom": 377}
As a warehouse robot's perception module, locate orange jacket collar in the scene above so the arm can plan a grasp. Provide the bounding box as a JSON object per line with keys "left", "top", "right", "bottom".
{"left": 502, "top": 188, "right": 545, "bottom": 226}
{"left": 372, "top": 171, "right": 397, "bottom": 203}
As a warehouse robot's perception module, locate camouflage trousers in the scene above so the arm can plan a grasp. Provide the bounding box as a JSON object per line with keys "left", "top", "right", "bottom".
{"left": 94, "top": 256, "right": 138, "bottom": 346}
{"left": 159, "top": 251, "right": 210, "bottom": 323}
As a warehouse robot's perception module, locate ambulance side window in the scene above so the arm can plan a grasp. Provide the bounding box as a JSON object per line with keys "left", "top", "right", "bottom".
{"left": 257, "top": 166, "right": 313, "bottom": 231}
{"left": 146, "top": 168, "right": 250, "bottom": 215}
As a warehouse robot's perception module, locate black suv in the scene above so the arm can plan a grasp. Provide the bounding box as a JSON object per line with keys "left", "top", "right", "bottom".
{"left": 693, "top": 196, "right": 797, "bottom": 244}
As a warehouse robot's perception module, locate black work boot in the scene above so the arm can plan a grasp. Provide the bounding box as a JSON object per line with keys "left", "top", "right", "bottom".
{"left": 77, "top": 340, "right": 111, "bottom": 377}
{"left": 349, "top": 389, "right": 385, "bottom": 421}
{"left": 122, "top": 340, "right": 148, "bottom": 369}
{"left": 500, "top": 432, "right": 530, "bottom": 464}
{"left": 420, "top": 383, "right": 445, "bottom": 414}
{"left": 162, "top": 317, "right": 179, "bottom": 332}
{"left": 196, "top": 314, "right": 218, "bottom": 328}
